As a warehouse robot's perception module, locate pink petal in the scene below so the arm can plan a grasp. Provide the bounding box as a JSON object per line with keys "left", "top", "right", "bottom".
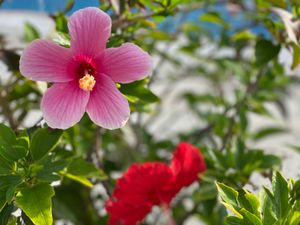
{"left": 41, "top": 81, "right": 90, "bottom": 129}
{"left": 68, "top": 7, "right": 111, "bottom": 57}
{"left": 86, "top": 74, "right": 130, "bottom": 129}
{"left": 20, "top": 40, "right": 74, "bottom": 82}
{"left": 100, "top": 43, "right": 152, "bottom": 83}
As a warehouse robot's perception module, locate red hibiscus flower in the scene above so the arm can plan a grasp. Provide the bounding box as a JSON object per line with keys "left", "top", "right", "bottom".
{"left": 105, "top": 142, "right": 206, "bottom": 225}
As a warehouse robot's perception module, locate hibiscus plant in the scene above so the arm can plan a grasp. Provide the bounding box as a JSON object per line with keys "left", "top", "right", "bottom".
{"left": 0, "top": 0, "right": 300, "bottom": 225}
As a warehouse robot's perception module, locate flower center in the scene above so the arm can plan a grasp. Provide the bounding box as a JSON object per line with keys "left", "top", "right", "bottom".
{"left": 79, "top": 74, "right": 96, "bottom": 91}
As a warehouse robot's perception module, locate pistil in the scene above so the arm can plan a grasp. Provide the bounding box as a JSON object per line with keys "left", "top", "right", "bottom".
{"left": 79, "top": 74, "right": 96, "bottom": 91}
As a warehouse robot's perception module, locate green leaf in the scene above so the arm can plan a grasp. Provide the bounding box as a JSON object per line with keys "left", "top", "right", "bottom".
{"left": 0, "top": 191, "right": 6, "bottom": 212}
{"left": 0, "top": 175, "right": 22, "bottom": 206}
{"left": 63, "top": 158, "right": 107, "bottom": 188}
{"left": 225, "top": 216, "right": 244, "bottom": 225}
{"left": 0, "top": 124, "right": 16, "bottom": 148}
{"left": 291, "top": 179, "right": 300, "bottom": 201}
{"left": 5, "top": 185, "right": 16, "bottom": 203}
{"left": 260, "top": 154, "right": 281, "bottom": 169}
{"left": 292, "top": 44, "right": 300, "bottom": 69}
{"left": 232, "top": 30, "right": 256, "bottom": 42}
{"left": 15, "top": 183, "right": 54, "bottom": 225}
{"left": 290, "top": 211, "right": 300, "bottom": 225}
{"left": 55, "top": 13, "right": 68, "bottom": 33}
{"left": 23, "top": 22, "right": 40, "bottom": 42}
{"left": 0, "top": 155, "right": 14, "bottom": 176}
{"left": 67, "top": 158, "right": 106, "bottom": 180}
{"left": 16, "top": 130, "right": 30, "bottom": 150}
{"left": 52, "top": 32, "right": 70, "bottom": 48}
{"left": 195, "top": 182, "right": 217, "bottom": 201}
{"left": 240, "top": 208, "right": 262, "bottom": 225}
{"left": 288, "top": 144, "right": 300, "bottom": 153}
{"left": 0, "top": 125, "right": 27, "bottom": 161}
{"left": 30, "top": 128, "right": 63, "bottom": 161}
{"left": 252, "top": 126, "right": 287, "bottom": 141}
{"left": 52, "top": 182, "right": 99, "bottom": 224}
{"left": 255, "top": 40, "right": 280, "bottom": 66}
{"left": 216, "top": 182, "right": 241, "bottom": 217}
{"left": 261, "top": 189, "right": 277, "bottom": 224}
{"left": 148, "top": 30, "right": 173, "bottom": 41}
{"left": 0, "top": 204, "right": 15, "bottom": 224}
{"left": 120, "top": 79, "right": 159, "bottom": 104}
{"left": 35, "top": 156, "right": 69, "bottom": 182}
{"left": 61, "top": 173, "right": 93, "bottom": 188}
{"left": 199, "top": 12, "right": 228, "bottom": 27}
{"left": 0, "top": 175, "right": 22, "bottom": 191}
{"left": 237, "top": 189, "right": 260, "bottom": 218}
{"left": 272, "top": 171, "right": 289, "bottom": 219}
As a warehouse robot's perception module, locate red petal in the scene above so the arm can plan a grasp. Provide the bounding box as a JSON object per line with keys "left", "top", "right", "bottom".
{"left": 106, "top": 163, "right": 173, "bottom": 224}
{"left": 106, "top": 200, "right": 152, "bottom": 225}
{"left": 168, "top": 142, "right": 207, "bottom": 195}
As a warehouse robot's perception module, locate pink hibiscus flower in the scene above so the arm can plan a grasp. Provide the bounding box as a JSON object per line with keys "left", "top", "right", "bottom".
{"left": 20, "top": 7, "right": 152, "bottom": 129}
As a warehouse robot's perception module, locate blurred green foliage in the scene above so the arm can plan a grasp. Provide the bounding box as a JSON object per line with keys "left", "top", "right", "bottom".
{"left": 217, "top": 171, "right": 300, "bottom": 225}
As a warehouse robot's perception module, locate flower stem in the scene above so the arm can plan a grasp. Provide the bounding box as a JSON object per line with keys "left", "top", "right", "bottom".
{"left": 162, "top": 204, "right": 177, "bottom": 225}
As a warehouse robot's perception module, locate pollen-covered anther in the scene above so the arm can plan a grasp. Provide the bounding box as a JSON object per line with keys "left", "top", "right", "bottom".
{"left": 79, "top": 74, "right": 96, "bottom": 91}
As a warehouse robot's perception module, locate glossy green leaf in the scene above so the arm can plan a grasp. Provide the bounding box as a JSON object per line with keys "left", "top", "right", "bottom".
{"left": 237, "top": 189, "right": 260, "bottom": 218}
{"left": 67, "top": 158, "right": 106, "bottom": 179}
{"left": 16, "top": 183, "right": 54, "bottom": 225}
{"left": 120, "top": 79, "right": 159, "bottom": 104}
{"left": 216, "top": 182, "right": 241, "bottom": 217}
{"left": 240, "top": 208, "right": 262, "bottom": 225}
{"left": 61, "top": 173, "right": 93, "bottom": 188}
{"left": 0, "top": 145, "right": 27, "bottom": 162}
{"left": 62, "top": 158, "right": 107, "bottom": 188}
{"left": 30, "top": 128, "right": 63, "bottom": 161}
{"left": 16, "top": 130, "right": 30, "bottom": 150}
{"left": 0, "top": 155, "right": 14, "bottom": 176}
{"left": 0, "top": 191, "right": 6, "bottom": 212}
{"left": 0, "top": 175, "right": 22, "bottom": 191}
{"left": 0, "top": 125, "right": 28, "bottom": 161}
{"left": 290, "top": 211, "right": 300, "bottom": 225}
{"left": 35, "top": 157, "right": 69, "bottom": 183}
{"left": 0, "top": 124, "right": 16, "bottom": 148}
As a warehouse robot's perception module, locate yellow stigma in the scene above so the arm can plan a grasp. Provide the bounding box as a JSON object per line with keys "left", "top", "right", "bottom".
{"left": 79, "top": 74, "right": 96, "bottom": 91}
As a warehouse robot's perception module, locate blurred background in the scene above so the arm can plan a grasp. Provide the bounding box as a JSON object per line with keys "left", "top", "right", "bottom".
{"left": 1, "top": 0, "right": 300, "bottom": 224}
